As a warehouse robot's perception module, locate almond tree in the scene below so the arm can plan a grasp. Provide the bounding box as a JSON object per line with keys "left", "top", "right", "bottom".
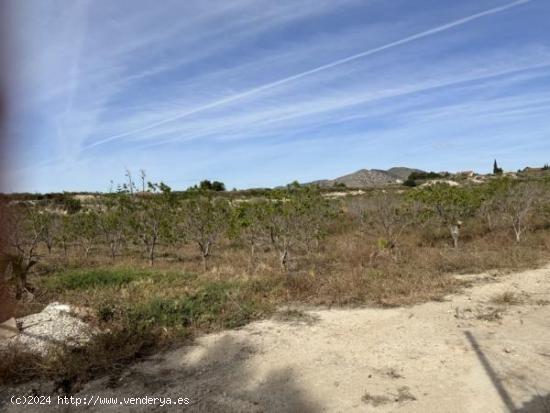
{"left": 411, "top": 183, "right": 479, "bottom": 248}
{"left": 476, "top": 178, "right": 513, "bottom": 232}
{"left": 499, "top": 182, "right": 540, "bottom": 242}
{"left": 0, "top": 203, "right": 47, "bottom": 299}
{"left": 265, "top": 197, "right": 294, "bottom": 270}
{"left": 369, "top": 191, "right": 421, "bottom": 256}
{"left": 99, "top": 195, "right": 129, "bottom": 261}
{"left": 73, "top": 210, "right": 100, "bottom": 259}
{"left": 181, "top": 194, "right": 231, "bottom": 270}
{"left": 37, "top": 209, "right": 56, "bottom": 254}
{"left": 266, "top": 185, "right": 331, "bottom": 270}
{"left": 294, "top": 186, "right": 334, "bottom": 255}
{"left": 231, "top": 200, "right": 271, "bottom": 270}
{"left": 129, "top": 182, "right": 174, "bottom": 266}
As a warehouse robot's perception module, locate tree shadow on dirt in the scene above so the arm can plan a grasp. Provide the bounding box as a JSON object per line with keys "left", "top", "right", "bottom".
{"left": 100, "top": 334, "right": 321, "bottom": 412}
{"left": 465, "top": 331, "right": 550, "bottom": 413}
{"left": 515, "top": 393, "right": 550, "bottom": 413}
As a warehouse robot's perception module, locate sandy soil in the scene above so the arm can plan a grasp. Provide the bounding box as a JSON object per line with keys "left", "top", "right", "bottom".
{"left": 3, "top": 266, "right": 550, "bottom": 412}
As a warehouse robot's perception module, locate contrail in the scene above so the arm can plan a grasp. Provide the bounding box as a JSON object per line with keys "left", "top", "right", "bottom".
{"left": 81, "top": 0, "right": 531, "bottom": 150}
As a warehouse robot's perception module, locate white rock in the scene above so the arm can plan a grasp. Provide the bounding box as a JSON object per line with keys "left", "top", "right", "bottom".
{"left": 0, "top": 302, "right": 95, "bottom": 356}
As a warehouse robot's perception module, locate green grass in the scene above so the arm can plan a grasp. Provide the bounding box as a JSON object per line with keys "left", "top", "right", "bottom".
{"left": 40, "top": 268, "right": 277, "bottom": 331}
{"left": 42, "top": 268, "right": 196, "bottom": 290}
{"left": 43, "top": 268, "right": 151, "bottom": 290}
{"left": 127, "top": 280, "right": 272, "bottom": 330}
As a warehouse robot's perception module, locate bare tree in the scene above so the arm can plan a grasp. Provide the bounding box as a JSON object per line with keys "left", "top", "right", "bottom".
{"left": 0, "top": 204, "right": 47, "bottom": 300}
{"left": 124, "top": 168, "right": 136, "bottom": 196}
{"left": 499, "top": 182, "right": 540, "bottom": 243}
{"left": 139, "top": 169, "right": 146, "bottom": 193}
{"left": 38, "top": 210, "right": 56, "bottom": 254}
{"left": 478, "top": 198, "right": 497, "bottom": 232}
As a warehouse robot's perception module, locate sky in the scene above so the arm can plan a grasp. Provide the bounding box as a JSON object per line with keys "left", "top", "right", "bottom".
{"left": 3, "top": 0, "right": 550, "bottom": 193}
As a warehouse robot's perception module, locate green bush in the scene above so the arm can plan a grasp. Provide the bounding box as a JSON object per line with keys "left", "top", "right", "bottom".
{"left": 408, "top": 171, "right": 442, "bottom": 181}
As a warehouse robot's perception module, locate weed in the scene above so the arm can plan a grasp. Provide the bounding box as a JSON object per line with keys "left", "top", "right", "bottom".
{"left": 273, "top": 308, "right": 320, "bottom": 325}
{"left": 491, "top": 291, "right": 523, "bottom": 306}
{"left": 476, "top": 307, "right": 503, "bottom": 321}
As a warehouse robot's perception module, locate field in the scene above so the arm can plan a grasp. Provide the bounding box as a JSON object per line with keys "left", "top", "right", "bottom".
{"left": 1, "top": 173, "right": 550, "bottom": 392}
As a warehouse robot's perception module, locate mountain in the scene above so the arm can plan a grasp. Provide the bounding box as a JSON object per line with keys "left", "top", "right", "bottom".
{"left": 308, "top": 166, "right": 424, "bottom": 188}
{"left": 386, "top": 167, "right": 424, "bottom": 181}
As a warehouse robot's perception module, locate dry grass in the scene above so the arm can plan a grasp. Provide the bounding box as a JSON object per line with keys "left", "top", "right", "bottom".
{"left": 491, "top": 291, "right": 524, "bottom": 306}
{"left": 476, "top": 308, "right": 504, "bottom": 322}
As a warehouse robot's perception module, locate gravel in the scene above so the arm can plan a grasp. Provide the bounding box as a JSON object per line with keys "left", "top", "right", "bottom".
{"left": 0, "top": 302, "right": 94, "bottom": 356}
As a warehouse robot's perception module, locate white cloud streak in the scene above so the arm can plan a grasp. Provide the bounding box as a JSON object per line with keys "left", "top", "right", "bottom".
{"left": 82, "top": 0, "right": 532, "bottom": 150}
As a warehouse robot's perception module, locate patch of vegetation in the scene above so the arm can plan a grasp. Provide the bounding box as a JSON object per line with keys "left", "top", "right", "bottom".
{"left": 491, "top": 291, "right": 524, "bottom": 306}
{"left": 43, "top": 268, "right": 153, "bottom": 290}
{"left": 361, "top": 392, "right": 392, "bottom": 406}
{"left": 408, "top": 171, "right": 443, "bottom": 181}
{"left": 127, "top": 279, "right": 273, "bottom": 330}
{"left": 187, "top": 179, "right": 226, "bottom": 192}
{"left": 273, "top": 308, "right": 320, "bottom": 325}
{"left": 476, "top": 307, "right": 503, "bottom": 322}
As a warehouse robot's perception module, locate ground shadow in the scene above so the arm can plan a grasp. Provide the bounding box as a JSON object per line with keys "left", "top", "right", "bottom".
{"left": 515, "top": 393, "right": 550, "bottom": 413}
{"left": 81, "top": 334, "right": 322, "bottom": 413}
{"left": 465, "top": 331, "right": 550, "bottom": 413}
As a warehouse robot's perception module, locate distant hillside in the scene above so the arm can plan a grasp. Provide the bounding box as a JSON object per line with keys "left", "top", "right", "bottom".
{"left": 386, "top": 167, "right": 424, "bottom": 180}
{"left": 309, "top": 166, "right": 424, "bottom": 188}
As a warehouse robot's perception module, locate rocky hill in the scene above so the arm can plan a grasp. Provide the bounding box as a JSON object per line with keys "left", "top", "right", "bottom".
{"left": 309, "top": 167, "right": 423, "bottom": 188}
{"left": 387, "top": 167, "right": 424, "bottom": 181}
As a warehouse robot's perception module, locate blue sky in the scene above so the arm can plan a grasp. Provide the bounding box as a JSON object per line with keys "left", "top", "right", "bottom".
{"left": 4, "top": 0, "right": 550, "bottom": 192}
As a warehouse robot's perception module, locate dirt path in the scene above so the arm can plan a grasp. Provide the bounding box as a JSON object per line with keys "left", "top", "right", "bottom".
{"left": 5, "top": 266, "right": 550, "bottom": 412}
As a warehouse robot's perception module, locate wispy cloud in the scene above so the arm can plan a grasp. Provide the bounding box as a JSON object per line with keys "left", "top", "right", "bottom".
{"left": 81, "top": 0, "right": 533, "bottom": 150}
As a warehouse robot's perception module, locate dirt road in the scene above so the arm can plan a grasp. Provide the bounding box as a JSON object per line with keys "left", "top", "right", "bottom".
{"left": 5, "top": 266, "right": 550, "bottom": 412}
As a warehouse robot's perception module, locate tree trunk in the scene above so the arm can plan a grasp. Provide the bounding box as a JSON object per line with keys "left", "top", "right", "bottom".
{"left": 514, "top": 227, "right": 522, "bottom": 243}
{"left": 280, "top": 249, "right": 288, "bottom": 271}
{"left": 110, "top": 243, "right": 116, "bottom": 262}
{"left": 62, "top": 241, "right": 68, "bottom": 262}
{"left": 486, "top": 214, "right": 493, "bottom": 231}
{"left": 12, "top": 257, "right": 36, "bottom": 301}
{"left": 200, "top": 241, "right": 211, "bottom": 271}
{"left": 148, "top": 244, "right": 155, "bottom": 266}
{"left": 249, "top": 244, "right": 256, "bottom": 272}
{"left": 450, "top": 225, "right": 460, "bottom": 248}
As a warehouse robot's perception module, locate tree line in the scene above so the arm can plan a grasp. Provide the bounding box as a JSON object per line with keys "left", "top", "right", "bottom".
{"left": 1, "top": 176, "right": 549, "bottom": 300}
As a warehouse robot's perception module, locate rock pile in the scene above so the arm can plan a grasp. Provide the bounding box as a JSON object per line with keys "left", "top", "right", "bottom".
{"left": 0, "top": 302, "right": 93, "bottom": 356}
